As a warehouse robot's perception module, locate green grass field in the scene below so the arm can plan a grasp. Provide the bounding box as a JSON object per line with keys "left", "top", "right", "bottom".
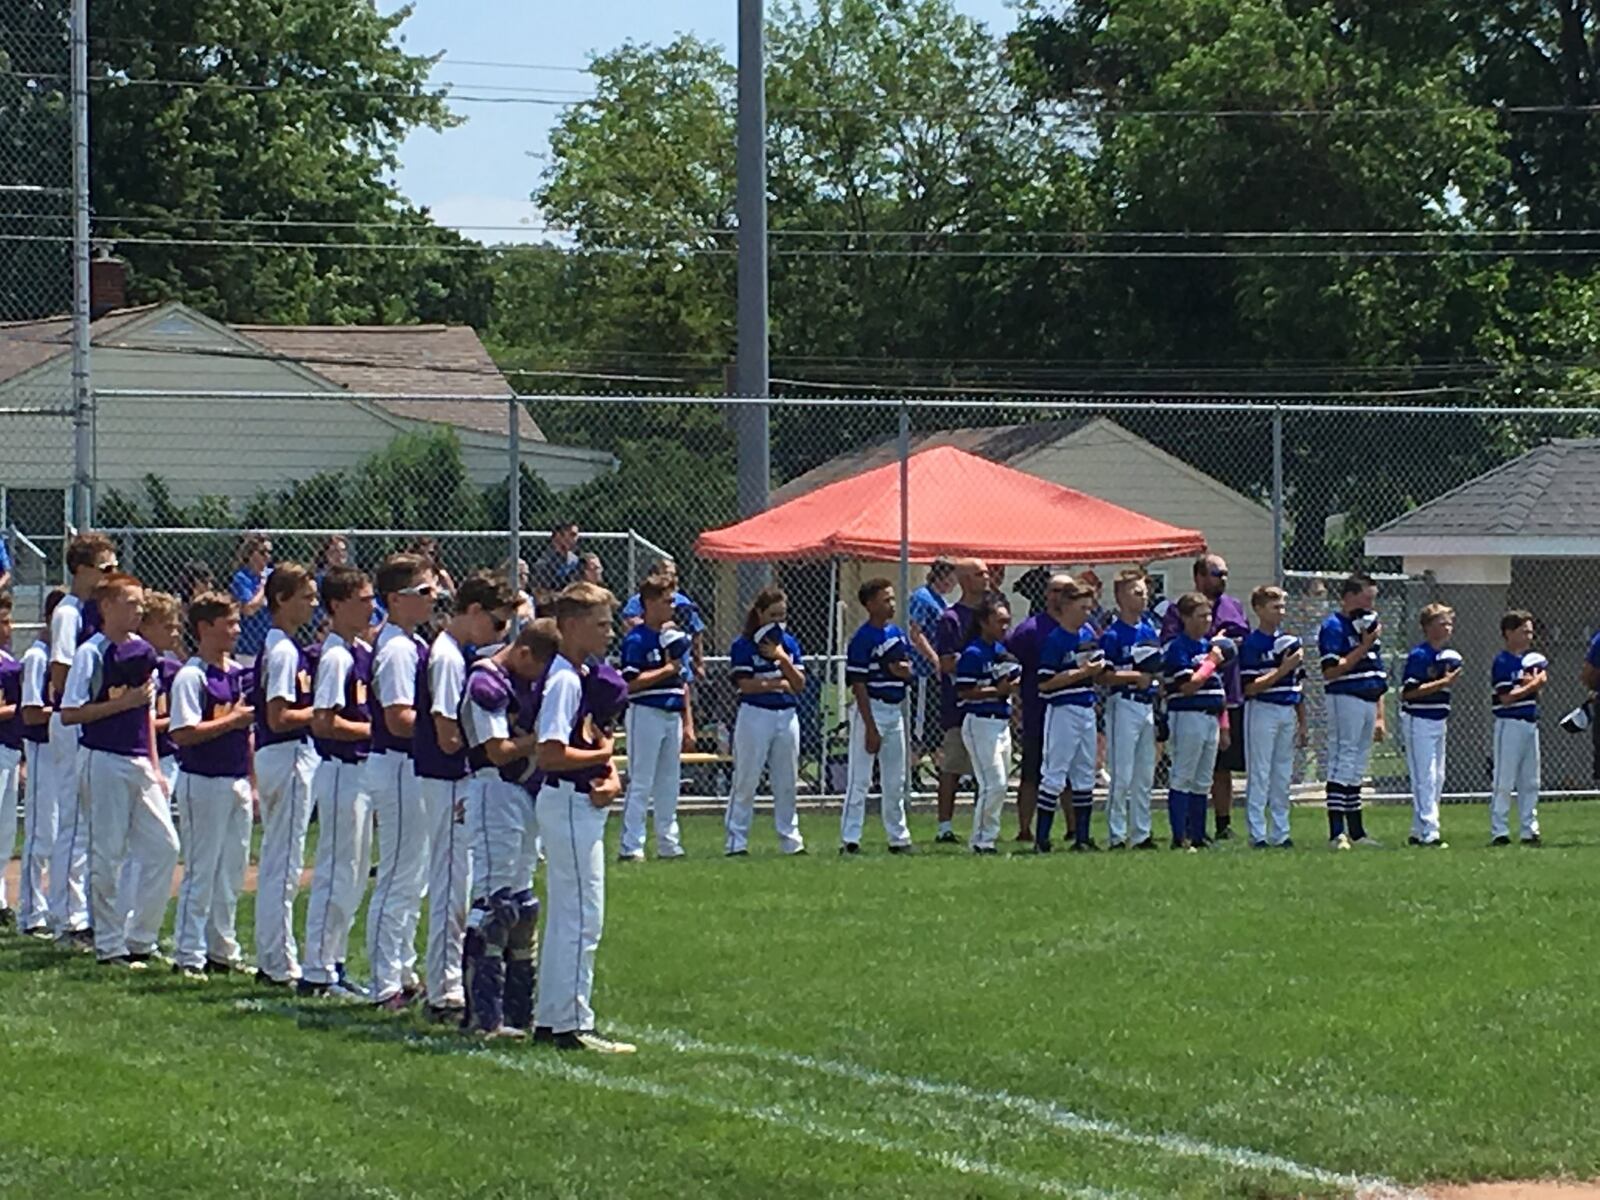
{"left": 4, "top": 801, "right": 1600, "bottom": 1199}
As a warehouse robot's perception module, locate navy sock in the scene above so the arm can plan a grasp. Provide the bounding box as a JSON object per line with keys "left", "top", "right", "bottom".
{"left": 1187, "top": 792, "right": 1209, "bottom": 844}
{"left": 1168, "top": 791, "right": 1188, "bottom": 842}
{"left": 1035, "top": 793, "right": 1058, "bottom": 847}
{"left": 1347, "top": 801, "right": 1366, "bottom": 841}
{"left": 1326, "top": 785, "right": 1346, "bottom": 838}
{"left": 1072, "top": 792, "right": 1093, "bottom": 845}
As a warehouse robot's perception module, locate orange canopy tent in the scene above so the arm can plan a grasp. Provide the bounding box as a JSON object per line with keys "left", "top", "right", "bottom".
{"left": 694, "top": 444, "right": 1207, "bottom": 563}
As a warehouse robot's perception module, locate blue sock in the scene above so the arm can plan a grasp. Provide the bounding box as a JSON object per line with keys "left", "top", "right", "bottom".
{"left": 1347, "top": 799, "right": 1366, "bottom": 841}
{"left": 1035, "top": 793, "right": 1058, "bottom": 848}
{"left": 1326, "top": 785, "right": 1346, "bottom": 838}
{"left": 1187, "top": 792, "right": 1209, "bottom": 844}
{"left": 1168, "top": 791, "right": 1188, "bottom": 842}
{"left": 1072, "top": 792, "right": 1094, "bottom": 845}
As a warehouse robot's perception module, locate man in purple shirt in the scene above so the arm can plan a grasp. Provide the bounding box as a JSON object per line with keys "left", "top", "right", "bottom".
{"left": 1160, "top": 553, "right": 1250, "bottom": 840}
{"left": 1006, "top": 572, "right": 1073, "bottom": 843}
{"left": 933, "top": 558, "right": 991, "bottom": 844}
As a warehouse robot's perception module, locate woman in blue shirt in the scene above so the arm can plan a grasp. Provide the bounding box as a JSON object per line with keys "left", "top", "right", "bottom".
{"left": 230, "top": 532, "right": 273, "bottom": 658}
{"left": 1161, "top": 593, "right": 1228, "bottom": 851}
{"left": 954, "top": 594, "right": 1018, "bottom": 854}
{"left": 723, "top": 587, "right": 807, "bottom": 856}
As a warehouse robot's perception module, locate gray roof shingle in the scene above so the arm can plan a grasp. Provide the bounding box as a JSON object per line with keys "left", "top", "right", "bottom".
{"left": 1370, "top": 438, "right": 1600, "bottom": 538}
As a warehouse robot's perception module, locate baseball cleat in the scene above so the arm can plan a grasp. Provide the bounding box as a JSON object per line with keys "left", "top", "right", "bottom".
{"left": 934, "top": 830, "right": 959, "bottom": 845}
{"left": 724, "top": 849, "right": 749, "bottom": 858}
{"left": 1349, "top": 836, "right": 1384, "bottom": 849}
{"left": 886, "top": 843, "right": 916, "bottom": 855}
{"left": 253, "top": 969, "right": 294, "bottom": 988}
{"left": 554, "top": 1030, "right": 637, "bottom": 1054}
{"left": 426, "top": 1003, "right": 466, "bottom": 1025}
{"left": 1521, "top": 835, "right": 1543, "bottom": 847}
{"left": 172, "top": 964, "right": 209, "bottom": 982}
{"left": 99, "top": 955, "right": 147, "bottom": 971}
{"left": 0, "top": 907, "right": 15, "bottom": 931}
{"left": 1491, "top": 835, "right": 1512, "bottom": 847}
{"left": 839, "top": 843, "right": 860, "bottom": 856}
{"left": 374, "top": 991, "right": 413, "bottom": 1013}
{"left": 483, "top": 1025, "right": 528, "bottom": 1040}
{"left": 970, "top": 845, "right": 998, "bottom": 855}
{"left": 1330, "top": 834, "right": 1352, "bottom": 851}
{"left": 1250, "top": 840, "right": 1269, "bottom": 849}
{"left": 616, "top": 852, "right": 645, "bottom": 864}
{"left": 205, "top": 957, "right": 251, "bottom": 975}
{"left": 1132, "top": 838, "right": 1158, "bottom": 850}
{"left": 24, "top": 925, "right": 54, "bottom": 940}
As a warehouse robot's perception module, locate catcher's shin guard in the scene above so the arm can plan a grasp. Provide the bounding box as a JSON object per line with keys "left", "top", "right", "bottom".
{"left": 463, "top": 890, "right": 517, "bottom": 1033}
{"left": 501, "top": 889, "right": 540, "bottom": 1032}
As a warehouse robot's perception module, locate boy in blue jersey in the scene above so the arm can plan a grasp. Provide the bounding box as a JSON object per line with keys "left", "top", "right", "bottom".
{"left": 840, "top": 578, "right": 915, "bottom": 855}
{"left": 1239, "top": 586, "right": 1307, "bottom": 848}
{"left": 1162, "top": 593, "right": 1229, "bottom": 850}
{"left": 618, "top": 574, "right": 695, "bottom": 861}
{"left": 1099, "top": 569, "right": 1161, "bottom": 851}
{"left": 1399, "top": 604, "right": 1459, "bottom": 849}
{"left": 954, "top": 594, "right": 1018, "bottom": 854}
{"left": 1491, "top": 610, "right": 1547, "bottom": 846}
{"left": 1035, "top": 579, "right": 1105, "bottom": 852}
{"left": 1318, "top": 574, "right": 1388, "bottom": 850}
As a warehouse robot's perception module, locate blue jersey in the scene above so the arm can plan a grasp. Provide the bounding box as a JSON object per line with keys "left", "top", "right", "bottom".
{"left": 954, "top": 638, "right": 1017, "bottom": 719}
{"left": 1318, "top": 613, "right": 1387, "bottom": 699}
{"left": 620, "top": 589, "right": 706, "bottom": 682}
{"left": 845, "top": 621, "right": 910, "bottom": 705}
{"left": 730, "top": 629, "right": 804, "bottom": 711}
{"left": 618, "top": 624, "right": 688, "bottom": 712}
{"left": 1587, "top": 631, "right": 1600, "bottom": 675}
{"left": 1239, "top": 629, "right": 1304, "bottom": 707}
{"left": 1162, "top": 634, "right": 1226, "bottom": 713}
{"left": 1401, "top": 642, "right": 1458, "bottom": 721}
{"left": 906, "top": 585, "right": 947, "bottom": 680}
{"left": 1492, "top": 649, "right": 1542, "bottom": 722}
{"left": 1037, "top": 622, "right": 1101, "bottom": 708}
{"left": 1099, "top": 616, "right": 1160, "bottom": 702}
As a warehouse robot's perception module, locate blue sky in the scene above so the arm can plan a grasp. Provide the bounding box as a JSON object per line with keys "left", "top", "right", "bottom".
{"left": 376, "top": 0, "right": 1019, "bottom": 241}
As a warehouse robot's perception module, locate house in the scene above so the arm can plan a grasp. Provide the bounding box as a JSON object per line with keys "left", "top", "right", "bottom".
{"left": 0, "top": 271, "right": 615, "bottom": 558}
{"left": 1365, "top": 438, "right": 1600, "bottom": 791}
{"left": 736, "top": 416, "right": 1274, "bottom": 638}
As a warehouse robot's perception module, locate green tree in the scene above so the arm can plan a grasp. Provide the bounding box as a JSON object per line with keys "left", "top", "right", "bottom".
{"left": 0, "top": 0, "right": 71, "bottom": 321}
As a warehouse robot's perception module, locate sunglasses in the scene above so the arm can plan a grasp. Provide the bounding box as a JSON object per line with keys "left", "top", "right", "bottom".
{"left": 396, "top": 583, "right": 436, "bottom": 597}
{"left": 95, "top": 560, "right": 118, "bottom": 571}
{"left": 1208, "top": 569, "right": 1229, "bottom": 579}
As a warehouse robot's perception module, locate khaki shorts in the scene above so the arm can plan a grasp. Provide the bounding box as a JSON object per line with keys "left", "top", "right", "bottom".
{"left": 940, "top": 725, "right": 973, "bottom": 776}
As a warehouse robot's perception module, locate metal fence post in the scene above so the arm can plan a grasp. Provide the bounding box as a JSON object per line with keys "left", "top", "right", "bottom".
{"left": 626, "top": 529, "right": 638, "bottom": 598}
{"left": 69, "top": 0, "right": 93, "bottom": 529}
{"left": 1271, "top": 405, "right": 1285, "bottom": 583}
{"left": 898, "top": 396, "right": 913, "bottom": 800}
{"left": 507, "top": 394, "right": 521, "bottom": 600}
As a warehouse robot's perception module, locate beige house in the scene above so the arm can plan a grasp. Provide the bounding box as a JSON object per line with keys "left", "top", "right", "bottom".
{"left": 0, "top": 297, "right": 614, "bottom": 545}
{"left": 722, "top": 416, "right": 1273, "bottom": 639}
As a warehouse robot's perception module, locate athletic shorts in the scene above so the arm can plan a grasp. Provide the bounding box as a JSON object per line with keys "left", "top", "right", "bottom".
{"left": 1215, "top": 705, "right": 1246, "bottom": 773}
{"left": 940, "top": 725, "right": 973, "bottom": 776}
{"left": 1019, "top": 724, "right": 1043, "bottom": 787}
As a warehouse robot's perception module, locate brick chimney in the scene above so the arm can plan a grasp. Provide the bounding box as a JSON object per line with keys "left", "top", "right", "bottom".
{"left": 89, "top": 252, "right": 126, "bottom": 319}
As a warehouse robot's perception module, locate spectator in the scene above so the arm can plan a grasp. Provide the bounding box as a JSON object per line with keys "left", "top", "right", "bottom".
{"left": 174, "top": 559, "right": 215, "bottom": 603}
{"left": 0, "top": 529, "right": 11, "bottom": 593}
{"left": 230, "top": 532, "right": 273, "bottom": 657}
{"left": 620, "top": 558, "right": 706, "bottom": 683}
{"left": 578, "top": 552, "right": 604, "bottom": 585}
{"left": 530, "top": 521, "right": 581, "bottom": 598}
{"left": 314, "top": 534, "right": 384, "bottom": 635}
{"left": 407, "top": 536, "right": 457, "bottom": 599}
{"left": 907, "top": 558, "right": 956, "bottom": 770}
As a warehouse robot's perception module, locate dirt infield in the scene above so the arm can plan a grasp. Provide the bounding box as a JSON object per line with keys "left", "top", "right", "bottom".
{"left": 1428, "top": 1185, "right": 1600, "bottom": 1199}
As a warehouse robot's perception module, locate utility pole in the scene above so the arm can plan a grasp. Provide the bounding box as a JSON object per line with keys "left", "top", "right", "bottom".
{"left": 734, "top": 0, "right": 770, "bottom": 606}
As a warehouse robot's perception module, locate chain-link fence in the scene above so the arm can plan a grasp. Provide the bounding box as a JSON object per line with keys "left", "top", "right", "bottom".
{"left": 5, "top": 383, "right": 1600, "bottom": 801}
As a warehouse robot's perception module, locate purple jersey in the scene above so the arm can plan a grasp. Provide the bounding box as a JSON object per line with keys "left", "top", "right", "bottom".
{"left": 72, "top": 634, "right": 159, "bottom": 758}
{"left": 573, "top": 662, "right": 628, "bottom": 788}
{"left": 1006, "top": 609, "right": 1059, "bottom": 737}
{"left": 935, "top": 602, "right": 977, "bottom": 730}
{"left": 462, "top": 659, "right": 533, "bottom": 785}
{"left": 154, "top": 652, "right": 182, "bottom": 760}
{"left": 537, "top": 656, "right": 599, "bottom": 794}
{"left": 1160, "top": 592, "right": 1248, "bottom": 706}
{"left": 413, "top": 638, "right": 465, "bottom": 782}
{"left": 311, "top": 635, "right": 372, "bottom": 764}
{"left": 0, "top": 650, "right": 22, "bottom": 751}
{"left": 368, "top": 623, "right": 422, "bottom": 758}
{"left": 171, "top": 658, "right": 252, "bottom": 778}
{"left": 254, "top": 629, "right": 314, "bottom": 749}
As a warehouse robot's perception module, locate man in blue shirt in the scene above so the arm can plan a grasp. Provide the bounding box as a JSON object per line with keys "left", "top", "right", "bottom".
{"left": 934, "top": 558, "right": 990, "bottom": 843}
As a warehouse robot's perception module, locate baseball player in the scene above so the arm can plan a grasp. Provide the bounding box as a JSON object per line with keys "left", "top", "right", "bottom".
{"left": 251, "top": 563, "right": 319, "bottom": 987}
{"left": 414, "top": 570, "right": 520, "bottom": 1023}
{"left": 1239, "top": 586, "right": 1308, "bottom": 848}
{"left": 364, "top": 553, "right": 436, "bottom": 1011}
{"left": 0, "top": 593, "right": 19, "bottom": 929}
{"left": 1399, "top": 603, "right": 1459, "bottom": 849}
{"left": 140, "top": 591, "right": 185, "bottom": 792}
{"left": 618, "top": 574, "right": 695, "bottom": 862}
{"left": 167, "top": 593, "right": 256, "bottom": 979}
{"left": 1035, "top": 579, "right": 1105, "bottom": 853}
{"left": 1491, "top": 610, "right": 1547, "bottom": 846}
{"left": 1318, "top": 573, "right": 1388, "bottom": 850}
{"left": 954, "top": 593, "right": 1018, "bottom": 854}
{"left": 47, "top": 531, "right": 116, "bottom": 945}
{"left": 1585, "top": 626, "right": 1600, "bottom": 782}
{"left": 299, "top": 564, "right": 376, "bottom": 999}
{"left": 532, "top": 583, "right": 632, "bottom": 1053}
{"left": 1098, "top": 569, "right": 1162, "bottom": 851}
{"left": 16, "top": 588, "right": 66, "bottom": 937}
{"left": 1007, "top": 573, "right": 1072, "bottom": 844}
{"left": 934, "top": 559, "right": 990, "bottom": 844}
{"left": 1162, "top": 593, "right": 1229, "bottom": 850}
{"left": 59, "top": 572, "right": 179, "bottom": 967}
{"left": 460, "top": 617, "right": 559, "bottom": 1038}
{"left": 839, "top": 577, "right": 915, "bottom": 855}
{"left": 723, "top": 586, "right": 807, "bottom": 857}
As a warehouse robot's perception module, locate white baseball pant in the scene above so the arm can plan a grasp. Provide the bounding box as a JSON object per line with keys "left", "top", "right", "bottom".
{"left": 1167, "top": 710, "right": 1221, "bottom": 795}
{"left": 301, "top": 758, "right": 371, "bottom": 986}
{"left": 172, "top": 772, "right": 252, "bottom": 970}
{"left": 1491, "top": 719, "right": 1540, "bottom": 840}
{"left": 620, "top": 705, "right": 684, "bottom": 857}
{"left": 1040, "top": 704, "right": 1096, "bottom": 798}
{"left": 45, "top": 716, "right": 88, "bottom": 933}
{"left": 961, "top": 714, "right": 1012, "bottom": 850}
{"left": 253, "top": 740, "right": 317, "bottom": 982}
{"left": 840, "top": 700, "right": 910, "bottom": 848}
{"left": 1401, "top": 714, "right": 1447, "bottom": 843}
{"left": 1325, "top": 694, "right": 1377, "bottom": 788}
{"left": 1244, "top": 702, "right": 1297, "bottom": 846}
{"left": 467, "top": 773, "right": 538, "bottom": 900}
{"left": 723, "top": 705, "right": 804, "bottom": 855}
{"left": 19, "top": 741, "right": 56, "bottom": 930}
{"left": 364, "top": 751, "right": 428, "bottom": 1002}
{"left": 0, "top": 744, "right": 19, "bottom": 914}
{"left": 1105, "top": 695, "right": 1156, "bottom": 846}
{"left": 534, "top": 779, "right": 609, "bottom": 1034}
{"left": 422, "top": 776, "right": 471, "bottom": 1009}
{"left": 83, "top": 748, "right": 179, "bottom": 960}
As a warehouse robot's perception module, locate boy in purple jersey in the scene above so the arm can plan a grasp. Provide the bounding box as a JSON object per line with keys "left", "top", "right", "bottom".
{"left": 533, "top": 583, "right": 631, "bottom": 1053}
{"left": 168, "top": 594, "right": 257, "bottom": 979}
{"left": 363, "top": 552, "right": 436, "bottom": 1011}
{"left": 460, "top": 617, "right": 561, "bottom": 1037}
{"left": 60, "top": 572, "right": 178, "bottom": 967}
{"left": 934, "top": 558, "right": 990, "bottom": 844}
{"left": 46, "top": 531, "right": 116, "bottom": 945}
{"left": 415, "top": 570, "right": 520, "bottom": 1023}
{"left": 17, "top": 588, "right": 66, "bottom": 936}
{"left": 140, "top": 591, "right": 185, "bottom": 791}
{"left": 299, "top": 565, "right": 376, "bottom": 999}
{"left": 252, "top": 564, "right": 319, "bottom": 986}
{"left": 0, "top": 593, "right": 18, "bottom": 929}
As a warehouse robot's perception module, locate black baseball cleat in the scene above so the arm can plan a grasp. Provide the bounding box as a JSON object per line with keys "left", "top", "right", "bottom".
{"left": 1107, "top": 841, "right": 1127, "bottom": 851}
{"left": 426, "top": 1004, "right": 466, "bottom": 1026}
{"left": 1407, "top": 836, "right": 1422, "bottom": 846}
{"left": 1132, "top": 838, "right": 1158, "bottom": 851}
{"left": 1032, "top": 840, "right": 1053, "bottom": 854}
{"left": 553, "top": 1029, "right": 637, "bottom": 1054}
{"left": 1250, "top": 840, "right": 1269, "bottom": 849}
{"left": 533, "top": 1025, "right": 555, "bottom": 1043}
{"left": 839, "top": 843, "right": 861, "bottom": 856}
{"left": 1522, "top": 835, "right": 1543, "bottom": 847}
{"left": 1214, "top": 825, "right": 1236, "bottom": 842}
{"left": 297, "top": 978, "right": 331, "bottom": 998}
{"left": 1491, "top": 835, "right": 1512, "bottom": 847}
{"left": 205, "top": 957, "right": 252, "bottom": 976}
{"left": 0, "top": 907, "right": 16, "bottom": 931}
{"left": 1013, "top": 830, "right": 1034, "bottom": 843}
{"left": 254, "top": 969, "right": 293, "bottom": 988}
{"left": 1067, "top": 841, "right": 1095, "bottom": 854}
{"left": 934, "top": 830, "right": 959, "bottom": 845}
{"left": 971, "top": 845, "right": 998, "bottom": 856}
{"left": 724, "top": 849, "right": 749, "bottom": 857}
{"left": 99, "top": 955, "right": 147, "bottom": 971}
{"left": 1279, "top": 839, "right": 1295, "bottom": 849}
{"left": 886, "top": 843, "right": 916, "bottom": 855}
